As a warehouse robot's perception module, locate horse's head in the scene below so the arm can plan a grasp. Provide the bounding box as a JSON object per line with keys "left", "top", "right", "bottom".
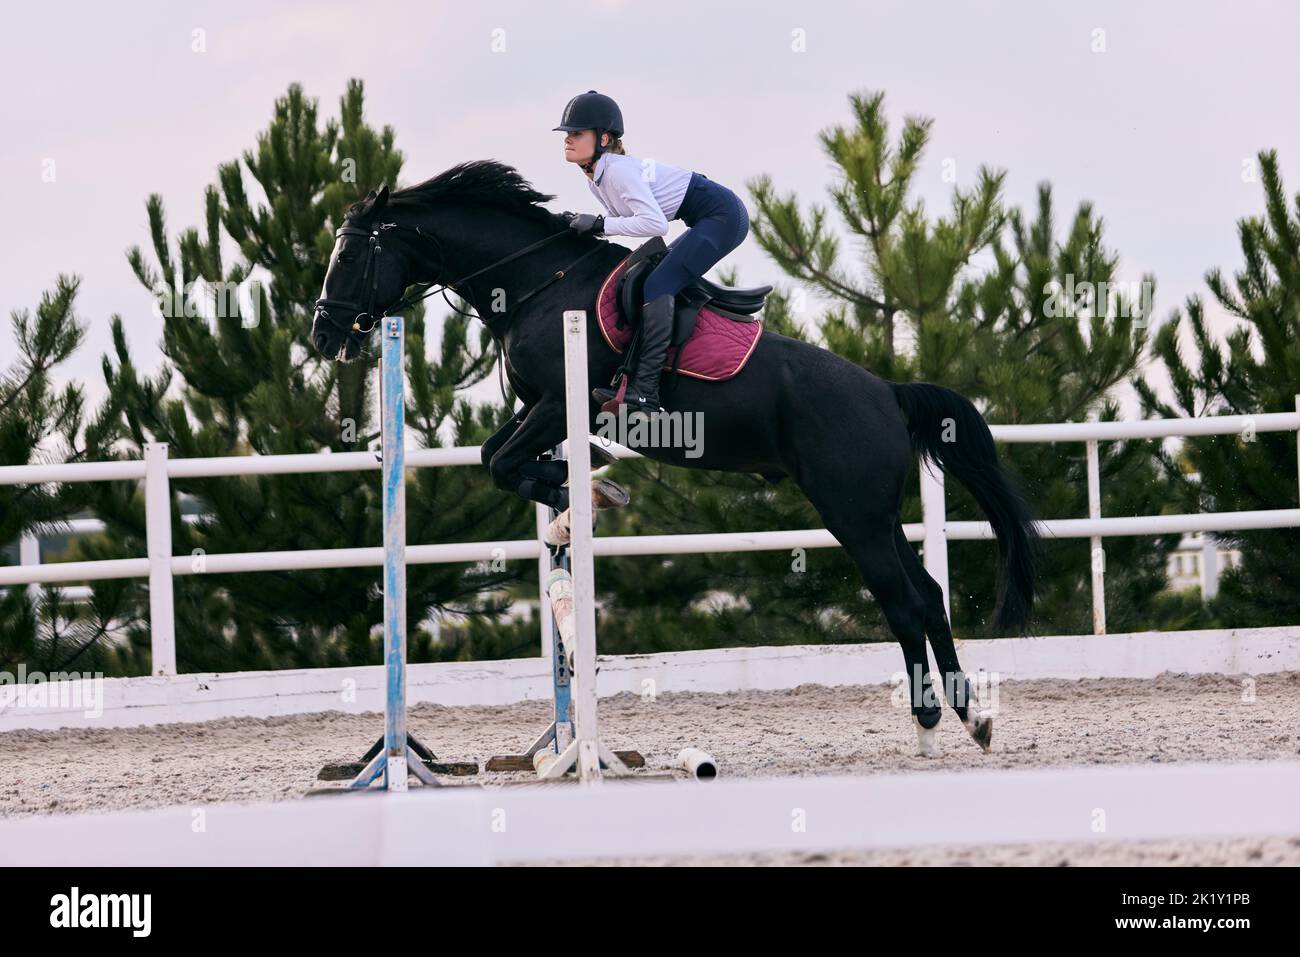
{"left": 312, "top": 185, "right": 413, "bottom": 362}
{"left": 312, "top": 162, "right": 594, "bottom": 359}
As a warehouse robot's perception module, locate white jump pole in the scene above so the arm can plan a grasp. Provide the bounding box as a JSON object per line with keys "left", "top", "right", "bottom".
{"left": 534, "top": 310, "right": 631, "bottom": 782}
{"left": 563, "top": 310, "right": 601, "bottom": 782}
{"left": 488, "top": 310, "right": 650, "bottom": 780}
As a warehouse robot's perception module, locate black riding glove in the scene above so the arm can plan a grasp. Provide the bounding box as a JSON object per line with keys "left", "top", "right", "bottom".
{"left": 568, "top": 213, "right": 605, "bottom": 236}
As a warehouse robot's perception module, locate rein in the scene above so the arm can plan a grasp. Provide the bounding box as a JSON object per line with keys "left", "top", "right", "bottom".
{"left": 314, "top": 219, "right": 607, "bottom": 404}
{"left": 315, "top": 221, "right": 605, "bottom": 340}
{"left": 386, "top": 223, "right": 606, "bottom": 328}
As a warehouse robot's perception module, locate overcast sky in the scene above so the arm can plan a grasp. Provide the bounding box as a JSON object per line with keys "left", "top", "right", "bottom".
{"left": 2, "top": 0, "right": 1297, "bottom": 412}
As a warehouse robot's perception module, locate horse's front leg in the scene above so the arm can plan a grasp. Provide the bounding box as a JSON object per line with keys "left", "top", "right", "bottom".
{"left": 484, "top": 397, "right": 571, "bottom": 511}
{"left": 480, "top": 406, "right": 527, "bottom": 468}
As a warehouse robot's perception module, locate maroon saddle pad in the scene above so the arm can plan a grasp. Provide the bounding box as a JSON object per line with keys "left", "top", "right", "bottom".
{"left": 595, "top": 257, "right": 763, "bottom": 382}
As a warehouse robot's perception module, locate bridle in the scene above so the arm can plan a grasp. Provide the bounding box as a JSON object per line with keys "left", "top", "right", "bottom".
{"left": 313, "top": 224, "right": 392, "bottom": 339}
{"left": 313, "top": 218, "right": 607, "bottom": 347}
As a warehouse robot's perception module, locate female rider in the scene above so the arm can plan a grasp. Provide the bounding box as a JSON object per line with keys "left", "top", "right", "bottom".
{"left": 555, "top": 90, "right": 750, "bottom": 416}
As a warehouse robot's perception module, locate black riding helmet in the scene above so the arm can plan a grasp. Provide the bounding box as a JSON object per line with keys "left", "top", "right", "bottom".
{"left": 554, "top": 90, "right": 624, "bottom": 163}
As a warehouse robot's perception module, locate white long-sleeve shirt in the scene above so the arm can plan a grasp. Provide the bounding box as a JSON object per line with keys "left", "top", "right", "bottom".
{"left": 585, "top": 153, "right": 694, "bottom": 237}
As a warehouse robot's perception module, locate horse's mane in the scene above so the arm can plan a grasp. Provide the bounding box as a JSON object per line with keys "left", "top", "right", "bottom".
{"left": 348, "top": 160, "right": 564, "bottom": 226}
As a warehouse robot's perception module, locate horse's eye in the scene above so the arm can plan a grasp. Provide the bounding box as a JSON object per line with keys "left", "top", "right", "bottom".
{"left": 337, "top": 255, "right": 353, "bottom": 264}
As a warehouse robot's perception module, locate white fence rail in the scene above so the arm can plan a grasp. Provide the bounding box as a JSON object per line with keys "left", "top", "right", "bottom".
{"left": 2, "top": 399, "right": 1298, "bottom": 674}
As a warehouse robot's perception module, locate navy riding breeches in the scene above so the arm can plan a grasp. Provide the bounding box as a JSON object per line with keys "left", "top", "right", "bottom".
{"left": 642, "top": 172, "right": 750, "bottom": 303}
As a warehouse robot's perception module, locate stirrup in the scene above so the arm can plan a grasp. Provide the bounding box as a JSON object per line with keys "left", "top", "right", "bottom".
{"left": 595, "top": 376, "right": 662, "bottom": 417}
{"left": 601, "top": 393, "right": 663, "bottom": 417}
{"left": 624, "top": 394, "right": 663, "bottom": 416}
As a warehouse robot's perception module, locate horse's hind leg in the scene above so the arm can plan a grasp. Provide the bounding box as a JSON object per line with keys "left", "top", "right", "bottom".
{"left": 893, "top": 524, "right": 993, "bottom": 751}
{"left": 799, "top": 483, "right": 944, "bottom": 756}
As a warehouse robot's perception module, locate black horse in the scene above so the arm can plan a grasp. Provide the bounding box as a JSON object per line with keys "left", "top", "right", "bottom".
{"left": 311, "top": 161, "right": 1039, "bottom": 754}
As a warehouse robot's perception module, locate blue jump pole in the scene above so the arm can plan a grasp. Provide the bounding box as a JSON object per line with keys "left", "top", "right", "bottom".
{"left": 348, "top": 313, "right": 439, "bottom": 791}
{"left": 381, "top": 315, "right": 409, "bottom": 791}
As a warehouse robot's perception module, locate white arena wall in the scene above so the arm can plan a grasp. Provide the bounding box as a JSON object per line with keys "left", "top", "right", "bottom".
{"left": 3, "top": 625, "right": 1296, "bottom": 733}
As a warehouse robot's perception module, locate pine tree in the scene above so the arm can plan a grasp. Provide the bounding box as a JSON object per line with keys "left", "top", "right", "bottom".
{"left": 1138, "top": 150, "right": 1300, "bottom": 625}
{"left": 72, "top": 81, "right": 535, "bottom": 674}
{"left": 0, "top": 278, "right": 137, "bottom": 674}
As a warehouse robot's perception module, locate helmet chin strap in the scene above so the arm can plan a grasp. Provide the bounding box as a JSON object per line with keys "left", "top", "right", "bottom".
{"left": 580, "top": 129, "right": 608, "bottom": 174}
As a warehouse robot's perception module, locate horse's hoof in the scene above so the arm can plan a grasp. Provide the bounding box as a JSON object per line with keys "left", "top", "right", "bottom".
{"left": 964, "top": 711, "right": 993, "bottom": 752}
{"left": 913, "top": 716, "right": 941, "bottom": 758}
{"left": 544, "top": 503, "right": 602, "bottom": 547}
{"left": 544, "top": 509, "right": 571, "bottom": 546}
{"left": 590, "top": 442, "right": 618, "bottom": 469}
{"left": 592, "top": 478, "right": 630, "bottom": 510}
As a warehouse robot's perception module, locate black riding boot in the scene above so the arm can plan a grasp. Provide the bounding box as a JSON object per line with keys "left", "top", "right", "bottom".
{"left": 593, "top": 293, "right": 673, "bottom": 415}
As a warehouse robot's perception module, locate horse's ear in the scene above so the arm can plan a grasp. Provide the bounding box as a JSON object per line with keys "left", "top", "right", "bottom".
{"left": 372, "top": 184, "right": 390, "bottom": 215}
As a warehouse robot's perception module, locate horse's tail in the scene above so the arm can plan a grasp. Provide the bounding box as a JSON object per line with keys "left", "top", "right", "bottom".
{"left": 891, "top": 381, "right": 1040, "bottom": 634}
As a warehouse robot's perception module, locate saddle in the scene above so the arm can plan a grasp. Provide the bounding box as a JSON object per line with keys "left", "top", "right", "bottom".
{"left": 614, "top": 236, "right": 772, "bottom": 349}
{"left": 594, "top": 240, "right": 769, "bottom": 389}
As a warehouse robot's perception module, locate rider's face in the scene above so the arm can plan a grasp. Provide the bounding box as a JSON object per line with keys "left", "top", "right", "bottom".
{"left": 563, "top": 129, "right": 597, "bottom": 165}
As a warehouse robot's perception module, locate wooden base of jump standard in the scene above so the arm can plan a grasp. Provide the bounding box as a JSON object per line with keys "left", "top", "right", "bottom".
{"left": 319, "top": 733, "right": 479, "bottom": 784}
{"left": 486, "top": 716, "right": 644, "bottom": 773}
{"left": 485, "top": 752, "right": 646, "bottom": 773}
